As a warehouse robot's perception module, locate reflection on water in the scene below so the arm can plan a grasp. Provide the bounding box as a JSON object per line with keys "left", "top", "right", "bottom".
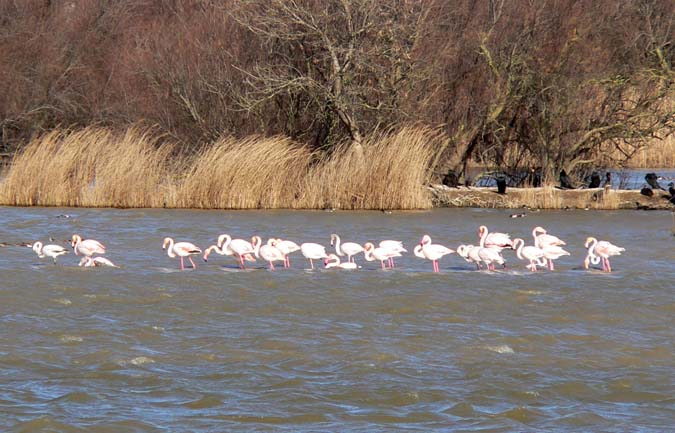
{"left": 0, "top": 207, "right": 673, "bottom": 432}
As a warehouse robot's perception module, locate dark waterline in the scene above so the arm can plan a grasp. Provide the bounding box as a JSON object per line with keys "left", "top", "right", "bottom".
{"left": 1, "top": 207, "right": 673, "bottom": 432}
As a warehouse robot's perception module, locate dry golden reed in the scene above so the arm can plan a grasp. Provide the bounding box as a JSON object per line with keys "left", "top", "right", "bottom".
{"left": 0, "top": 126, "right": 443, "bottom": 210}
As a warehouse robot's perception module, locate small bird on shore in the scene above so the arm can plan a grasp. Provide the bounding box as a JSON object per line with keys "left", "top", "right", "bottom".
{"left": 588, "top": 172, "right": 601, "bottom": 188}
{"left": 640, "top": 186, "right": 654, "bottom": 197}
{"left": 668, "top": 182, "right": 675, "bottom": 198}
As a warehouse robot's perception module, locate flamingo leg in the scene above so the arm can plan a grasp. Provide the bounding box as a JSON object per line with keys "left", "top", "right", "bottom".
{"left": 180, "top": 257, "right": 185, "bottom": 270}
{"left": 270, "top": 261, "right": 275, "bottom": 271}
{"left": 549, "top": 260, "right": 555, "bottom": 271}
{"left": 606, "top": 258, "right": 612, "bottom": 272}
{"left": 189, "top": 256, "right": 197, "bottom": 269}
{"left": 309, "top": 258, "right": 314, "bottom": 270}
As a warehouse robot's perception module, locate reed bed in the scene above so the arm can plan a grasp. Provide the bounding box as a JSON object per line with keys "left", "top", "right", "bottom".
{"left": 0, "top": 126, "right": 442, "bottom": 210}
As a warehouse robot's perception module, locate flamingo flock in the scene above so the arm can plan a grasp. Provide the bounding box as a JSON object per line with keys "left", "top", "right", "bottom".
{"left": 27, "top": 227, "right": 625, "bottom": 273}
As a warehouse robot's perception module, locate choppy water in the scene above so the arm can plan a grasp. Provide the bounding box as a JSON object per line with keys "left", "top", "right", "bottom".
{"left": 1, "top": 207, "right": 673, "bottom": 432}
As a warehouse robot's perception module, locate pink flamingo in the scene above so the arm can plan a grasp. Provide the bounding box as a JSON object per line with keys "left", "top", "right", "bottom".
{"left": 512, "top": 238, "right": 547, "bottom": 272}
{"left": 477, "top": 247, "right": 506, "bottom": 271}
{"left": 214, "top": 234, "right": 256, "bottom": 269}
{"left": 364, "top": 242, "right": 403, "bottom": 270}
{"left": 413, "top": 235, "right": 454, "bottom": 272}
{"left": 252, "top": 236, "right": 286, "bottom": 270}
{"left": 330, "top": 234, "right": 364, "bottom": 263}
{"left": 457, "top": 244, "right": 482, "bottom": 270}
{"left": 478, "top": 226, "right": 513, "bottom": 250}
{"left": 540, "top": 244, "right": 570, "bottom": 270}
{"left": 584, "top": 237, "right": 625, "bottom": 272}
{"left": 379, "top": 240, "right": 406, "bottom": 268}
{"left": 273, "top": 238, "right": 301, "bottom": 268}
{"left": 532, "top": 226, "right": 566, "bottom": 248}
{"left": 71, "top": 234, "right": 106, "bottom": 257}
{"left": 324, "top": 254, "right": 359, "bottom": 269}
{"left": 162, "top": 237, "right": 201, "bottom": 270}
{"left": 300, "top": 242, "right": 328, "bottom": 269}
{"left": 79, "top": 256, "right": 118, "bottom": 267}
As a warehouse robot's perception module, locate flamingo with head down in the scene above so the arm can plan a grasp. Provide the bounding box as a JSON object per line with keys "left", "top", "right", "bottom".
{"left": 414, "top": 235, "right": 454, "bottom": 272}
{"left": 162, "top": 237, "right": 201, "bottom": 270}
{"left": 300, "top": 242, "right": 328, "bottom": 269}
{"left": 324, "top": 254, "right": 359, "bottom": 269}
{"left": 202, "top": 234, "right": 256, "bottom": 269}
{"left": 584, "top": 237, "right": 624, "bottom": 272}
{"left": 379, "top": 240, "right": 406, "bottom": 268}
{"left": 540, "top": 244, "right": 570, "bottom": 271}
{"left": 31, "top": 241, "right": 69, "bottom": 264}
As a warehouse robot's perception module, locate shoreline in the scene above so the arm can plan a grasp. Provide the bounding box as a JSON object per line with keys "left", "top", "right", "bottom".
{"left": 429, "top": 185, "right": 675, "bottom": 210}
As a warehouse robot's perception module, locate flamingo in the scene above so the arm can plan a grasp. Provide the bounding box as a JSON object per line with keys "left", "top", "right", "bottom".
{"left": 532, "top": 226, "right": 566, "bottom": 248}
{"left": 211, "top": 234, "right": 256, "bottom": 269}
{"left": 584, "top": 237, "right": 625, "bottom": 272}
{"left": 162, "top": 237, "right": 201, "bottom": 270}
{"left": 414, "top": 235, "right": 454, "bottom": 272}
{"left": 252, "top": 236, "right": 286, "bottom": 270}
{"left": 512, "top": 238, "right": 547, "bottom": 272}
{"left": 379, "top": 240, "right": 407, "bottom": 268}
{"left": 300, "top": 242, "right": 328, "bottom": 269}
{"left": 364, "top": 242, "right": 402, "bottom": 270}
{"left": 79, "top": 256, "right": 118, "bottom": 267}
{"left": 330, "top": 234, "right": 364, "bottom": 263}
{"left": 324, "top": 254, "right": 359, "bottom": 269}
{"left": 477, "top": 247, "right": 506, "bottom": 271}
{"left": 478, "top": 226, "right": 513, "bottom": 250}
{"left": 457, "top": 244, "right": 482, "bottom": 270}
{"left": 31, "top": 241, "right": 69, "bottom": 264}
{"left": 273, "top": 238, "right": 301, "bottom": 268}
{"left": 540, "top": 244, "right": 570, "bottom": 271}
{"left": 71, "top": 234, "right": 106, "bottom": 257}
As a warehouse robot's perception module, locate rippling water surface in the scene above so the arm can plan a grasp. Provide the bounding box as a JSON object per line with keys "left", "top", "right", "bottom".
{"left": 1, "top": 207, "right": 673, "bottom": 432}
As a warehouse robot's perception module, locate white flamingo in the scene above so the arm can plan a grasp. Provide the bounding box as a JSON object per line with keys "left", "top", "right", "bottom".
{"left": 540, "top": 244, "right": 570, "bottom": 271}
{"left": 414, "top": 235, "right": 454, "bottom": 272}
{"left": 211, "top": 234, "right": 256, "bottom": 269}
{"left": 300, "top": 242, "right": 328, "bottom": 269}
{"left": 324, "top": 254, "right": 359, "bottom": 269}
{"left": 364, "top": 242, "right": 402, "bottom": 270}
{"left": 330, "top": 234, "right": 364, "bottom": 263}
{"left": 79, "top": 256, "right": 118, "bottom": 267}
{"left": 478, "top": 226, "right": 513, "bottom": 250}
{"left": 162, "top": 237, "right": 201, "bottom": 270}
{"left": 532, "top": 226, "right": 566, "bottom": 249}
{"left": 584, "top": 237, "right": 625, "bottom": 272}
{"left": 31, "top": 241, "right": 69, "bottom": 264}
{"left": 512, "top": 238, "right": 546, "bottom": 272}
{"left": 379, "top": 240, "right": 407, "bottom": 268}
{"left": 273, "top": 238, "right": 301, "bottom": 268}
{"left": 252, "top": 236, "right": 286, "bottom": 271}
{"left": 71, "top": 234, "right": 106, "bottom": 257}
{"left": 477, "top": 247, "right": 506, "bottom": 271}
{"left": 457, "top": 244, "right": 482, "bottom": 270}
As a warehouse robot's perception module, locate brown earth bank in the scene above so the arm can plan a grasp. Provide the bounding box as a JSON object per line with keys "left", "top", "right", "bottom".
{"left": 429, "top": 185, "right": 675, "bottom": 211}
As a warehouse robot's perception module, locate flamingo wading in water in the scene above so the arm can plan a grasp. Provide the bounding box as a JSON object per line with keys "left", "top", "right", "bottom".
{"left": 32, "top": 241, "right": 69, "bottom": 264}
{"left": 364, "top": 242, "right": 403, "bottom": 270}
{"left": 324, "top": 254, "right": 359, "bottom": 269}
{"left": 252, "top": 236, "right": 286, "bottom": 271}
{"left": 512, "top": 238, "right": 546, "bottom": 272}
{"left": 71, "top": 234, "right": 106, "bottom": 257}
{"left": 414, "top": 235, "right": 454, "bottom": 272}
{"left": 330, "top": 234, "right": 364, "bottom": 263}
{"left": 584, "top": 237, "right": 625, "bottom": 272}
{"left": 378, "top": 240, "right": 406, "bottom": 268}
{"left": 478, "top": 226, "right": 513, "bottom": 250}
{"left": 300, "top": 242, "right": 328, "bottom": 269}
{"left": 162, "top": 237, "right": 201, "bottom": 270}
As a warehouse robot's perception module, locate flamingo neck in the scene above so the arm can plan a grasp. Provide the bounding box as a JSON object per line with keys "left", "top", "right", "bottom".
{"left": 514, "top": 239, "right": 524, "bottom": 259}
{"left": 165, "top": 238, "right": 176, "bottom": 258}
{"left": 332, "top": 234, "right": 343, "bottom": 256}
{"left": 479, "top": 227, "right": 488, "bottom": 247}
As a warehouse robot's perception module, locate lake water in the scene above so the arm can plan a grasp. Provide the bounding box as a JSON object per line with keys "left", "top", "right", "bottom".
{"left": 1, "top": 207, "right": 673, "bottom": 432}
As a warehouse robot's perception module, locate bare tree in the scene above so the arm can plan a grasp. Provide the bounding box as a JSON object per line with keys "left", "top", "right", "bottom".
{"left": 232, "top": 0, "right": 429, "bottom": 153}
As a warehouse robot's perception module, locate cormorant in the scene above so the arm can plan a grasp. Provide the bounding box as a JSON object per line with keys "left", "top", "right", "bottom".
{"left": 645, "top": 173, "right": 665, "bottom": 190}
{"left": 496, "top": 174, "right": 507, "bottom": 194}
{"left": 640, "top": 186, "right": 654, "bottom": 197}
{"left": 588, "top": 172, "right": 601, "bottom": 188}
{"left": 559, "top": 170, "right": 574, "bottom": 189}
{"left": 668, "top": 182, "right": 675, "bottom": 197}
{"left": 442, "top": 169, "right": 459, "bottom": 188}
{"left": 603, "top": 172, "right": 612, "bottom": 187}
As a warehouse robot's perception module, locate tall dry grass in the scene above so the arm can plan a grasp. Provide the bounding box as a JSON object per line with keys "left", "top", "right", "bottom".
{"left": 0, "top": 126, "right": 443, "bottom": 209}
{"left": 0, "top": 127, "right": 173, "bottom": 207}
